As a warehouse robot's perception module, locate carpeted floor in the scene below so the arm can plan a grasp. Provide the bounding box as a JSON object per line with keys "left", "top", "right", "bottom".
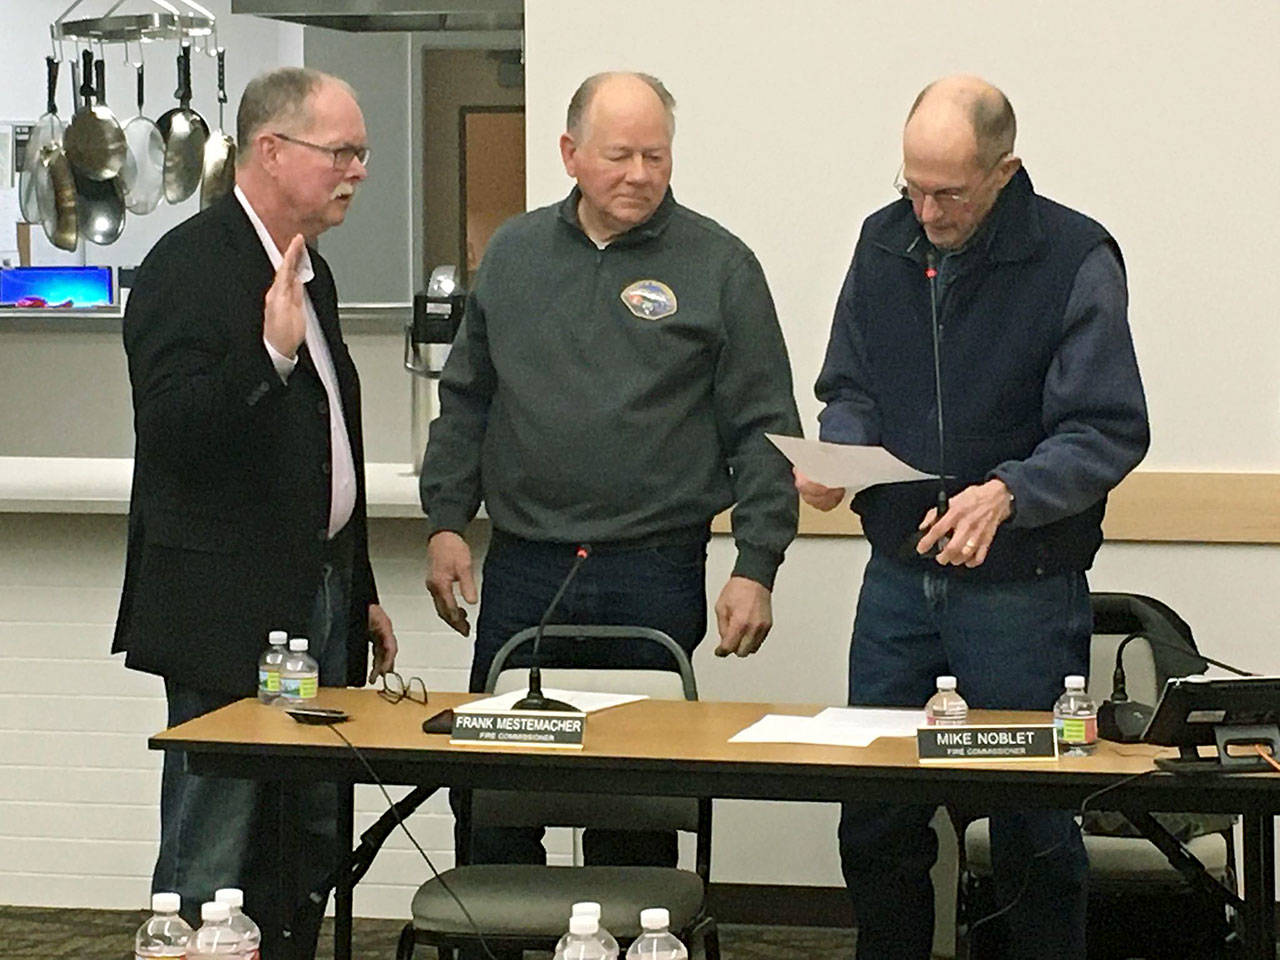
{"left": 0, "top": 905, "right": 857, "bottom": 959}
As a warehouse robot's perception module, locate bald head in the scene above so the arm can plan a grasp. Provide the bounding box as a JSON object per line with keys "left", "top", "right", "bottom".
{"left": 906, "top": 75, "right": 1016, "bottom": 169}
{"left": 566, "top": 72, "right": 676, "bottom": 141}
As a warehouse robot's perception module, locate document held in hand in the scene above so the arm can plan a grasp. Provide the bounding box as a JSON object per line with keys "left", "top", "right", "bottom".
{"left": 766, "top": 434, "right": 933, "bottom": 493}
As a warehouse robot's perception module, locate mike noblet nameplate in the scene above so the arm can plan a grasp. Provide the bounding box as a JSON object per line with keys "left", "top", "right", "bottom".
{"left": 916, "top": 723, "right": 1058, "bottom": 762}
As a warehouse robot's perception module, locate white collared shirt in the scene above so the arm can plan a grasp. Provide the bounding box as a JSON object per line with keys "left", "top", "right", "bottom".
{"left": 235, "top": 185, "right": 356, "bottom": 539}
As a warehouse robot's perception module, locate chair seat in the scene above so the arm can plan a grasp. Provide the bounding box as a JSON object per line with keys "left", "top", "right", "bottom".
{"left": 410, "top": 864, "right": 705, "bottom": 938}
{"left": 965, "top": 819, "right": 1230, "bottom": 881}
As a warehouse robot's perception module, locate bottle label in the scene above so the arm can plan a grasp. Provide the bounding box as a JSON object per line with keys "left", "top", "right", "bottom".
{"left": 258, "top": 669, "right": 280, "bottom": 693}
{"left": 1057, "top": 715, "right": 1097, "bottom": 744}
{"left": 281, "top": 675, "right": 318, "bottom": 700}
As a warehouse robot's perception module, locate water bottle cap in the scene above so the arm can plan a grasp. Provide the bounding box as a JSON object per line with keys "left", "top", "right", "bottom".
{"left": 214, "top": 888, "right": 243, "bottom": 908}
{"left": 571, "top": 901, "right": 601, "bottom": 918}
{"left": 639, "top": 907, "right": 670, "bottom": 930}
{"left": 289, "top": 637, "right": 309, "bottom": 652}
{"left": 268, "top": 630, "right": 288, "bottom": 645}
{"left": 936, "top": 675, "right": 957, "bottom": 690}
{"left": 201, "top": 901, "right": 231, "bottom": 922}
{"left": 569, "top": 915, "right": 598, "bottom": 936}
{"left": 1064, "top": 675, "right": 1086, "bottom": 689}
{"left": 151, "top": 892, "right": 180, "bottom": 913}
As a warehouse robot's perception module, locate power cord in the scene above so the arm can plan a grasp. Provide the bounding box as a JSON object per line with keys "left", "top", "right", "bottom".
{"left": 1254, "top": 743, "right": 1280, "bottom": 773}
{"left": 965, "top": 769, "right": 1158, "bottom": 942}
{"left": 327, "top": 723, "right": 500, "bottom": 960}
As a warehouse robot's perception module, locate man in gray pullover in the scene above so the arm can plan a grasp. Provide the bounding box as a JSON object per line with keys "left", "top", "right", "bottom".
{"left": 420, "top": 71, "right": 800, "bottom": 870}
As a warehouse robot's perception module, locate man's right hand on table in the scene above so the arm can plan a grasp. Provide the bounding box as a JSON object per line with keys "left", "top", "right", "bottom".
{"left": 794, "top": 469, "right": 846, "bottom": 511}
{"left": 425, "top": 530, "right": 477, "bottom": 636}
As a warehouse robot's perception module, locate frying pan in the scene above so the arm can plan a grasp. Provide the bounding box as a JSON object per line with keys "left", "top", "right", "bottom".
{"left": 120, "top": 61, "right": 166, "bottom": 214}
{"left": 158, "top": 44, "right": 208, "bottom": 203}
{"left": 63, "top": 49, "right": 127, "bottom": 181}
{"left": 18, "top": 57, "right": 65, "bottom": 224}
{"left": 34, "top": 143, "right": 79, "bottom": 252}
{"left": 200, "top": 49, "right": 236, "bottom": 209}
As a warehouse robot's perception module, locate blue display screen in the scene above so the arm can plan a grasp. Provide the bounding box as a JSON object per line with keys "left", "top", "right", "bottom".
{"left": 0, "top": 267, "right": 114, "bottom": 307}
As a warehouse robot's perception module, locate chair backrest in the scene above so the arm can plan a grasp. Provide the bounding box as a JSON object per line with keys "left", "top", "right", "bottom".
{"left": 1086, "top": 592, "right": 1205, "bottom": 705}
{"left": 470, "top": 625, "right": 704, "bottom": 838}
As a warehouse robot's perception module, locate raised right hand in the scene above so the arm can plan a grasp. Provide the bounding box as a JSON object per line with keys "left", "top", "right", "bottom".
{"left": 263, "top": 234, "right": 308, "bottom": 358}
{"left": 425, "top": 530, "right": 478, "bottom": 636}
{"left": 794, "top": 468, "right": 846, "bottom": 511}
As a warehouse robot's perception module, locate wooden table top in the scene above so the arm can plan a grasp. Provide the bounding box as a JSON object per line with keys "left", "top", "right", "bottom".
{"left": 151, "top": 688, "right": 1169, "bottom": 776}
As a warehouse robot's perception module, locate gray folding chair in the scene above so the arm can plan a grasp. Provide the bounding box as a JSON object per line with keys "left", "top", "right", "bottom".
{"left": 397, "top": 625, "right": 719, "bottom": 960}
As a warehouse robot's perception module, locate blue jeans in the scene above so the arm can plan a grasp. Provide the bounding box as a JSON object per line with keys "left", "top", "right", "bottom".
{"left": 838, "top": 552, "right": 1091, "bottom": 960}
{"left": 153, "top": 558, "right": 352, "bottom": 958}
{"left": 458, "top": 530, "right": 708, "bottom": 869}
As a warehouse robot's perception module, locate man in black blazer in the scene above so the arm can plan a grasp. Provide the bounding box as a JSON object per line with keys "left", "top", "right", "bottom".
{"left": 113, "top": 67, "right": 396, "bottom": 955}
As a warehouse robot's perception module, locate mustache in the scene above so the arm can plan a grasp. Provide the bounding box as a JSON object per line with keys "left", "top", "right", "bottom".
{"left": 331, "top": 183, "right": 356, "bottom": 200}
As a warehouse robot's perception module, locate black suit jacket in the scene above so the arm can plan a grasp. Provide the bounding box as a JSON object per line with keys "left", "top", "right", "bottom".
{"left": 113, "top": 192, "right": 378, "bottom": 695}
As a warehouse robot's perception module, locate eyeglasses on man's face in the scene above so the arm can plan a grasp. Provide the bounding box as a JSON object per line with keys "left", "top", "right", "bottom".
{"left": 893, "top": 154, "right": 1009, "bottom": 209}
{"left": 378, "top": 671, "right": 428, "bottom": 705}
{"left": 273, "top": 132, "right": 371, "bottom": 170}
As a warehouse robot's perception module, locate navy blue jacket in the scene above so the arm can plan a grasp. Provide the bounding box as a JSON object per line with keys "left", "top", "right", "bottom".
{"left": 816, "top": 168, "right": 1149, "bottom": 580}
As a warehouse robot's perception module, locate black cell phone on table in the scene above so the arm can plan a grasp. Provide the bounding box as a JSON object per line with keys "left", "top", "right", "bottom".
{"left": 286, "top": 706, "right": 350, "bottom": 724}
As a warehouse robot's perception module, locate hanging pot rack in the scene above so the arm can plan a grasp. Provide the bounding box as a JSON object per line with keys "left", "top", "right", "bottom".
{"left": 51, "top": 0, "right": 217, "bottom": 50}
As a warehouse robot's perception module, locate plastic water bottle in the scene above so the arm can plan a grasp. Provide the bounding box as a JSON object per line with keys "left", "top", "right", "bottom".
{"left": 555, "top": 902, "right": 619, "bottom": 958}
{"left": 133, "top": 891, "right": 192, "bottom": 959}
{"left": 214, "top": 888, "right": 261, "bottom": 960}
{"left": 187, "top": 901, "right": 242, "bottom": 958}
{"left": 279, "top": 637, "right": 319, "bottom": 705}
{"left": 625, "top": 908, "right": 688, "bottom": 960}
{"left": 924, "top": 675, "right": 969, "bottom": 726}
{"left": 555, "top": 914, "right": 610, "bottom": 960}
{"left": 257, "top": 630, "right": 288, "bottom": 705}
{"left": 1054, "top": 674, "right": 1098, "bottom": 756}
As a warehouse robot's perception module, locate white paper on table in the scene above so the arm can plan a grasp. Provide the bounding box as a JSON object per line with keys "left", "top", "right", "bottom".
{"left": 767, "top": 434, "right": 933, "bottom": 493}
{"left": 455, "top": 688, "right": 647, "bottom": 714}
{"left": 729, "top": 708, "right": 924, "bottom": 747}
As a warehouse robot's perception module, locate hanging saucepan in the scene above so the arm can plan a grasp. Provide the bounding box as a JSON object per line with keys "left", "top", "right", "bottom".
{"left": 63, "top": 49, "right": 127, "bottom": 181}
{"left": 120, "top": 57, "right": 166, "bottom": 215}
{"left": 157, "top": 44, "right": 208, "bottom": 203}
{"left": 34, "top": 143, "right": 79, "bottom": 252}
{"left": 200, "top": 48, "right": 236, "bottom": 210}
{"left": 18, "top": 57, "right": 66, "bottom": 224}
{"left": 66, "top": 55, "right": 126, "bottom": 246}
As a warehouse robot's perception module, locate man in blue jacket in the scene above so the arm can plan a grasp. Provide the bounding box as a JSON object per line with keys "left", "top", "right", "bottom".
{"left": 798, "top": 75, "right": 1149, "bottom": 959}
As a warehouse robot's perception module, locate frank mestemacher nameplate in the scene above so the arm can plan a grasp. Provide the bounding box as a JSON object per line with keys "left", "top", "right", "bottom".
{"left": 450, "top": 710, "right": 587, "bottom": 749}
{"left": 916, "top": 724, "right": 1058, "bottom": 762}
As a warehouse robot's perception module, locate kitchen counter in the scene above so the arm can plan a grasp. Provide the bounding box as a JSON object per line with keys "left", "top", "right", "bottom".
{"left": 0, "top": 457, "right": 428, "bottom": 518}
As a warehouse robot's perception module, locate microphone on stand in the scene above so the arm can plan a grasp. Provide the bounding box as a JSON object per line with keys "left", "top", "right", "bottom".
{"left": 511, "top": 544, "right": 591, "bottom": 712}
{"left": 904, "top": 248, "right": 951, "bottom": 559}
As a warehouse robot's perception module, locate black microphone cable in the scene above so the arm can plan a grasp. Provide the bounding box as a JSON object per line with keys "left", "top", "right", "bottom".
{"left": 326, "top": 723, "right": 500, "bottom": 960}
{"left": 964, "top": 769, "right": 1157, "bottom": 944}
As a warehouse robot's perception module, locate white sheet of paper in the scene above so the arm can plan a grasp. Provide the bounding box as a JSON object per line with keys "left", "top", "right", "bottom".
{"left": 455, "top": 688, "right": 647, "bottom": 714}
{"left": 0, "top": 186, "right": 20, "bottom": 261}
{"left": 767, "top": 434, "right": 932, "bottom": 493}
{"left": 729, "top": 708, "right": 924, "bottom": 747}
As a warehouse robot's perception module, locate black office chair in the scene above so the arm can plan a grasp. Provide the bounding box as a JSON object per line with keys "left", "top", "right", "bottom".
{"left": 954, "top": 593, "right": 1237, "bottom": 960}
{"left": 396, "top": 625, "right": 720, "bottom": 960}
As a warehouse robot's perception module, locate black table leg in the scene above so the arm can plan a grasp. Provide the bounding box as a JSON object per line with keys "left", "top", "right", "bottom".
{"left": 1240, "top": 813, "right": 1276, "bottom": 960}
{"left": 334, "top": 782, "right": 355, "bottom": 960}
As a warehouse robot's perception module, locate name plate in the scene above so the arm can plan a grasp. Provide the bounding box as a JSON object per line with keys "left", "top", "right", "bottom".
{"left": 916, "top": 724, "right": 1058, "bottom": 762}
{"left": 450, "top": 710, "right": 587, "bottom": 749}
